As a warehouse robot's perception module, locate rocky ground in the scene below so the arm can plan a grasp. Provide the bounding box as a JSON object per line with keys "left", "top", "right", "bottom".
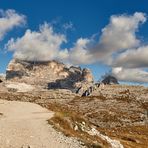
{"left": 0, "top": 82, "right": 147, "bottom": 148}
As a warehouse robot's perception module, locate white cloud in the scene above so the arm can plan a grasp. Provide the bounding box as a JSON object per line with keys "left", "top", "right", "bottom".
{"left": 68, "top": 38, "right": 93, "bottom": 65}
{"left": 92, "top": 12, "right": 146, "bottom": 63}
{"left": 112, "top": 67, "right": 148, "bottom": 83}
{"left": 6, "top": 23, "right": 66, "bottom": 61}
{"left": 0, "top": 9, "right": 26, "bottom": 40}
{"left": 6, "top": 22, "right": 93, "bottom": 64}
{"left": 95, "top": 12, "right": 148, "bottom": 83}
{"left": 7, "top": 12, "right": 146, "bottom": 64}
{"left": 58, "top": 38, "right": 94, "bottom": 65}
{"left": 62, "top": 22, "right": 74, "bottom": 30}
{"left": 66, "top": 12, "right": 147, "bottom": 66}
{"left": 100, "top": 12, "right": 146, "bottom": 49}
{"left": 112, "top": 46, "right": 148, "bottom": 68}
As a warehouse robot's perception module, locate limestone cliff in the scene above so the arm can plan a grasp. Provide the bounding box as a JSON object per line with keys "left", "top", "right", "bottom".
{"left": 6, "top": 59, "right": 93, "bottom": 90}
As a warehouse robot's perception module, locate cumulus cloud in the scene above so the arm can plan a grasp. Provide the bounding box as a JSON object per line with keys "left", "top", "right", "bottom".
{"left": 112, "top": 67, "right": 148, "bottom": 83}
{"left": 6, "top": 22, "right": 93, "bottom": 64}
{"left": 58, "top": 38, "right": 94, "bottom": 65}
{"left": 6, "top": 23, "right": 66, "bottom": 61}
{"left": 92, "top": 12, "right": 146, "bottom": 63}
{"left": 110, "top": 45, "right": 148, "bottom": 83}
{"left": 7, "top": 12, "right": 146, "bottom": 64}
{"left": 59, "top": 12, "right": 147, "bottom": 65}
{"left": 94, "top": 12, "right": 148, "bottom": 83}
{"left": 0, "top": 9, "right": 26, "bottom": 40}
{"left": 65, "top": 12, "right": 147, "bottom": 65}
{"left": 112, "top": 46, "right": 148, "bottom": 68}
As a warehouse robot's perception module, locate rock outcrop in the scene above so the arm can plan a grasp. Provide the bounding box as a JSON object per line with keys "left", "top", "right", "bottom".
{"left": 0, "top": 79, "right": 2, "bottom": 83}
{"left": 0, "top": 74, "right": 5, "bottom": 83}
{"left": 6, "top": 59, "right": 93, "bottom": 90}
{"left": 102, "top": 75, "right": 119, "bottom": 85}
{"left": 82, "top": 68, "right": 93, "bottom": 83}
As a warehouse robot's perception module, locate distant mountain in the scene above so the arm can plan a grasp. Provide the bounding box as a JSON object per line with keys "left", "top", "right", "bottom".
{"left": 102, "top": 75, "right": 119, "bottom": 84}
{"left": 6, "top": 59, "right": 93, "bottom": 90}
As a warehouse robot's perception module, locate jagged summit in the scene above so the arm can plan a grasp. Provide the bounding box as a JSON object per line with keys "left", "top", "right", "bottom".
{"left": 6, "top": 59, "right": 93, "bottom": 90}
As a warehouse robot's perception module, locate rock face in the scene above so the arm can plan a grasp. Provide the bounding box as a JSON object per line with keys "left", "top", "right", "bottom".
{"left": 6, "top": 59, "right": 93, "bottom": 90}
{"left": 0, "top": 74, "right": 5, "bottom": 83}
{"left": 82, "top": 68, "right": 93, "bottom": 83}
{"left": 102, "top": 75, "right": 119, "bottom": 85}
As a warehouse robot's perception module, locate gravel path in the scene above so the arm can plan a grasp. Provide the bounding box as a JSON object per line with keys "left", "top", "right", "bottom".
{"left": 0, "top": 99, "right": 83, "bottom": 148}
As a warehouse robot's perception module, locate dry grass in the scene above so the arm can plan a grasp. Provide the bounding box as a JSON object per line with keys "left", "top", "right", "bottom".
{"left": 47, "top": 94, "right": 148, "bottom": 148}
{"left": 0, "top": 85, "right": 147, "bottom": 148}
{"left": 47, "top": 102, "right": 109, "bottom": 148}
{"left": 98, "top": 125, "right": 148, "bottom": 148}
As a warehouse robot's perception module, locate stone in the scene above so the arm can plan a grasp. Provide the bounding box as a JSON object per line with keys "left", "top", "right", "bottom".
{"left": 82, "top": 68, "right": 94, "bottom": 83}
{"left": 82, "top": 90, "right": 90, "bottom": 97}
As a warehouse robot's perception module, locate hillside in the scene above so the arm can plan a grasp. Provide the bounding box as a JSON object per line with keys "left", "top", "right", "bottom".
{"left": 0, "top": 81, "right": 147, "bottom": 147}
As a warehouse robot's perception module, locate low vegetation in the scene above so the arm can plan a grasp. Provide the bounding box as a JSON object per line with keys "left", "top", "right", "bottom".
{"left": 47, "top": 102, "right": 109, "bottom": 148}
{"left": 0, "top": 84, "right": 147, "bottom": 147}
{"left": 47, "top": 93, "right": 148, "bottom": 148}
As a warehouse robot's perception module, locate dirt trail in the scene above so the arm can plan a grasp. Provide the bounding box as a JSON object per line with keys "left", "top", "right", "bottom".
{"left": 0, "top": 99, "right": 83, "bottom": 148}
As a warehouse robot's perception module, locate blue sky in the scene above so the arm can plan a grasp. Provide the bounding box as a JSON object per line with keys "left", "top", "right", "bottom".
{"left": 0, "top": 0, "right": 148, "bottom": 85}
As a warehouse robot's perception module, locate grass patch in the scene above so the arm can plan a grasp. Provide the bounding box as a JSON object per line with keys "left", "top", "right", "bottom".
{"left": 47, "top": 102, "right": 109, "bottom": 148}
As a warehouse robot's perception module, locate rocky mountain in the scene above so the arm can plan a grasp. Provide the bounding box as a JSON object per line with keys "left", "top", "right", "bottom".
{"left": 102, "top": 75, "right": 119, "bottom": 84}
{"left": 6, "top": 59, "right": 93, "bottom": 90}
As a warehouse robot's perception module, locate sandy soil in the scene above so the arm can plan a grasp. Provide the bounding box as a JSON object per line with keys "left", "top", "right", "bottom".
{"left": 0, "top": 99, "right": 83, "bottom": 148}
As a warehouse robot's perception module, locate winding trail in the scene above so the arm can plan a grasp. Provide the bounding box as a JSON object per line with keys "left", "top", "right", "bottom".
{"left": 0, "top": 99, "right": 82, "bottom": 148}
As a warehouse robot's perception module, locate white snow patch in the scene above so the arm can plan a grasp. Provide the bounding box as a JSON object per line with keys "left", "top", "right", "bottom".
{"left": 88, "top": 128, "right": 124, "bottom": 148}
{"left": 6, "top": 82, "right": 34, "bottom": 92}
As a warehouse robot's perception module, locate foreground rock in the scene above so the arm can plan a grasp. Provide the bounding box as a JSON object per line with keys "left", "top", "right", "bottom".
{"left": 6, "top": 59, "right": 93, "bottom": 91}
